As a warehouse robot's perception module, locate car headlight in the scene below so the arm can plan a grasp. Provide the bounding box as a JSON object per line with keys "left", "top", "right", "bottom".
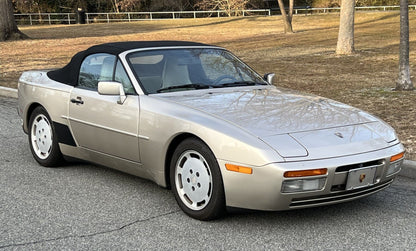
{"left": 281, "top": 178, "right": 326, "bottom": 193}
{"left": 281, "top": 168, "right": 327, "bottom": 193}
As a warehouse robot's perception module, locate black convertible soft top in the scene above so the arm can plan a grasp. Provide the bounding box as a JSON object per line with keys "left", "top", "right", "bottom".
{"left": 47, "top": 41, "right": 210, "bottom": 86}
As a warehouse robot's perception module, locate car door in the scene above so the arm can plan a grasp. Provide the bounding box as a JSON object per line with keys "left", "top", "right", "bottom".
{"left": 68, "top": 53, "right": 141, "bottom": 163}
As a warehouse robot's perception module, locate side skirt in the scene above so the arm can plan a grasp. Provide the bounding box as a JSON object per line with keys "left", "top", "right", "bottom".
{"left": 59, "top": 143, "right": 151, "bottom": 181}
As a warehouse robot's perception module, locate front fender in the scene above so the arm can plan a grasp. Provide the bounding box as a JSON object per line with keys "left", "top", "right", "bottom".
{"left": 138, "top": 95, "right": 283, "bottom": 186}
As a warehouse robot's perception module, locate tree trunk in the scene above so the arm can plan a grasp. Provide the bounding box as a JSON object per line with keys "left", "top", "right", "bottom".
{"left": 396, "top": 0, "right": 414, "bottom": 91}
{"left": 112, "top": 0, "right": 120, "bottom": 13}
{"left": 276, "top": 0, "right": 293, "bottom": 33}
{"left": 0, "top": 0, "right": 27, "bottom": 41}
{"left": 288, "top": 0, "right": 294, "bottom": 24}
{"left": 336, "top": 0, "right": 355, "bottom": 54}
{"left": 227, "top": 0, "right": 232, "bottom": 17}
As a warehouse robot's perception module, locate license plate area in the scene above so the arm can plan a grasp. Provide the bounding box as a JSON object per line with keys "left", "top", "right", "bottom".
{"left": 346, "top": 166, "right": 377, "bottom": 190}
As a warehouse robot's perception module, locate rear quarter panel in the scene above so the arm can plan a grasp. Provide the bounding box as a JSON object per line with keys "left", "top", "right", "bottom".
{"left": 18, "top": 71, "right": 73, "bottom": 133}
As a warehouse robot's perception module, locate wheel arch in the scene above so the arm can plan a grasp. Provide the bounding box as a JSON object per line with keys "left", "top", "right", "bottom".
{"left": 27, "top": 104, "right": 65, "bottom": 166}
{"left": 24, "top": 102, "right": 43, "bottom": 133}
{"left": 164, "top": 133, "right": 207, "bottom": 189}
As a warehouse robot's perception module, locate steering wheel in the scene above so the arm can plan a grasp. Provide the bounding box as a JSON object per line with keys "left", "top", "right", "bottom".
{"left": 212, "top": 75, "right": 237, "bottom": 85}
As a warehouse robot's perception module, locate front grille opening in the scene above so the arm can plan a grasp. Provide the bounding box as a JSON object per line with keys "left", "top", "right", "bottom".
{"left": 331, "top": 184, "right": 346, "bottom": 191}
{"left": 335, "top": 159, "right": 383, "bottom": 173}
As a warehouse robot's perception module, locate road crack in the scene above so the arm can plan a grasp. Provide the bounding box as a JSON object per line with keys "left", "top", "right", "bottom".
{"left": 0, "top": 210, "right": 180, "bottom": 249}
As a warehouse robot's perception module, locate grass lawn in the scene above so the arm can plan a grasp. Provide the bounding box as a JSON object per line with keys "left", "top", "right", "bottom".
{"left": 0, "top": 12, "right": 415, "bottom": 160}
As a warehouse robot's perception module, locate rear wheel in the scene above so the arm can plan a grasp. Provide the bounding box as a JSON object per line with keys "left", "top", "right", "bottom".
{"left": 170, "top": 138, "right": 225, "bottom": 220}
{"left": 28, "top": 106, "right": 64, "bottom": 167}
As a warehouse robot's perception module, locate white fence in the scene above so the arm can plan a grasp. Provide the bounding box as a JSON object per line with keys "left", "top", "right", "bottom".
{"left": 14, "top": 5, "right": 416, "bottom": 25}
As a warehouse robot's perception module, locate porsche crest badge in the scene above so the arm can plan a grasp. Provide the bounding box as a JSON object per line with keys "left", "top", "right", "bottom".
{"left": 359, "top": 173, "right": 366, "bottom": 183}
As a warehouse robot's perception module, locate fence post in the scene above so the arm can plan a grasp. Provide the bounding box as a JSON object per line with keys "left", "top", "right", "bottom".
{"left": 194, "top": 11, "right": 196, "bottom": 18}
{"left": 172, "top": 12, "right": 175, "bottom": 19}
{"left": 128, "top": 13, "right": 131, "bottom": 22}
{"left": 150, "top": 12, "right": 153, "bottom": 20}
{"left": 29, "top": 14, "right": 33, "bottom": 25}
{"left": 48, "top": 14, "right": 51, "bottom": 25}
{"left": 67, "top": 13, "right": 71, "bottom": 24}
{"left": 107, "top": 13, "right": 109, "bottom": 23}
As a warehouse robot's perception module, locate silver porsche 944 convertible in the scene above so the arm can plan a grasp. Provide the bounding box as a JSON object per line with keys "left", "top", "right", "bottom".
{"left": 18, "top": 41, "right": 405, "bottom": 220}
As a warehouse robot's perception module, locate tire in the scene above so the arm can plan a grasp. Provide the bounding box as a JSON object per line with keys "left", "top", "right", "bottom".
{"left": 170, "top": 138, "right": 225, "bottom": 221}
{"left": 28, "top": 106, "right": 64, "bottom": 167}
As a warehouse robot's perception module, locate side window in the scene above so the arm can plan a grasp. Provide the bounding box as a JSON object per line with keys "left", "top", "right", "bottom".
{"left": 78, "top": 53, "right": 116, "bottom": 90}
{"left": 115, "top": 60, "right": 135, "bottom": 95}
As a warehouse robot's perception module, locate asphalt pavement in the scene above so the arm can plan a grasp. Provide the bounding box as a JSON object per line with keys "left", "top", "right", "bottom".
{"left": 1, "top": 93, "right": 415, "bottom": 250}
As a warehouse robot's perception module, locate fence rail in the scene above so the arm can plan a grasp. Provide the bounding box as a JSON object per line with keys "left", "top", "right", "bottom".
{"left": 14, "top": 5, "right": 416, "bottom": 25}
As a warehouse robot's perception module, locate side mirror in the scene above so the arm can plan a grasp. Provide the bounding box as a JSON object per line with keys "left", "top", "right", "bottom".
{"left": 98, "top": 81, "right": 126, "bottom": 104}
{"left": 263, "top": 73, "right": 275, "bottom": 85}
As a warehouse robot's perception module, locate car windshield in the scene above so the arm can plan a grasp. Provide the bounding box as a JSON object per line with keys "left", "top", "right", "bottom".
{"left": 127, "top": 48, "right": 268, "bottom": 94}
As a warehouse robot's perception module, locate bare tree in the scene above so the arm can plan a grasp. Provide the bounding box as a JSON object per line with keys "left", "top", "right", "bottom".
{"left": 111, "top": 0, "right": 120, "bottom": 12}
{"left": 276, "top": 0, "right": 294, "bottom": 33}
{"left": 0, "top": 0, "right": 27, "bottom": 41}
{"left": 396, "top": 0, "right": 414, "bottom": 90}
{"left": 288, "top": 0, "right": 293, "bottom": 24}
{"left": 336, "top": 0, "right": 355, "bottom": 54}
{"left": 195, "top": 0, "right": 248, "bottom": 17}
{"left": 118, "top": 0, "right": 142, "bottom": 11}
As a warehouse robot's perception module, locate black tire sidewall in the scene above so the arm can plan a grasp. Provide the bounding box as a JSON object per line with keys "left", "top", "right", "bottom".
{"left": 28, "top": 106, "right": 63, "bottom": 167}
{"left": 170, "top": 138, "right": 225, "bottom": 221}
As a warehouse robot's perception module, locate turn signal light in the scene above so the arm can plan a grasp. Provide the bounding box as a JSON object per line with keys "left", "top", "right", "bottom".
{"left": 225, "top": 164, "right": 253, "bottom": 174}
{"left": 284, "top": 168, "right": 327, "bottom": 178}
{"left": 390, "top": 152, "right": 405, "bottom": 162}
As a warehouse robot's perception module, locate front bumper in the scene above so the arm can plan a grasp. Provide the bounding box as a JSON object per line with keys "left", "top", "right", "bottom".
{"left": 219, "top": 143, "right": 404, "bottom": 211}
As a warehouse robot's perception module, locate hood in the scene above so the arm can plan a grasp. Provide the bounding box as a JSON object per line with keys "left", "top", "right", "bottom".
{"left": 158, "top": 86, "right": 397, "bottom": 159}
{"left": 159, "top": 87, "right": 379, "bottom": 136}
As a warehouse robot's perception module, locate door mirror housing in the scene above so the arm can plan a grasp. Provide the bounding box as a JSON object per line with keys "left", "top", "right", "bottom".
{"left": 263, "top": 73, "right": 275, "bottom": 85}
{"left": 98, "top": 81, "right": 126, "bottom": 104}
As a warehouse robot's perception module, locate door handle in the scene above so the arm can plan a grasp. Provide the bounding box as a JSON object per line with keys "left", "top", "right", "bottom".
{"left": 70, "top": 97, "right": 84, "bottom": 105}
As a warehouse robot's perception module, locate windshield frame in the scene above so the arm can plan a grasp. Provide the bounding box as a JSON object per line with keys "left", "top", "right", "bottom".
{"left": 124, "top": 47, "right": 269, "bottom": 95}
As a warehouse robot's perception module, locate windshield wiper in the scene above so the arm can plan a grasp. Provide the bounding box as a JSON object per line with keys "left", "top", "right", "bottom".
{"left": 157, "top": 83, "right": 211, "bottom": 93}
{"left": 213, "top": 81, "right": 267, "bottom": 88}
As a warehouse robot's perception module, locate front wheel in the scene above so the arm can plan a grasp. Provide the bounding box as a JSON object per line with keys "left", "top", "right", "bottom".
{"left": 170, "top": 138, "right": 225, "bottom": 220}
{"left": 28, "top": 106, "right": 64, "bottom": 167}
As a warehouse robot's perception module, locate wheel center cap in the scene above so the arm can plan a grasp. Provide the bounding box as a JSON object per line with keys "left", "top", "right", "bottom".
{"left": 191, "top": 176, "right": 197, "bottom": 185}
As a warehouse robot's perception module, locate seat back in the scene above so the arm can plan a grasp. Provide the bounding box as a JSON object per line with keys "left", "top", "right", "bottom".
{"left": 100, "top": 56, "right": 115, "bottom": 82}
{"left": 162, "top": 57, "right": 191, "bottom": 88}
